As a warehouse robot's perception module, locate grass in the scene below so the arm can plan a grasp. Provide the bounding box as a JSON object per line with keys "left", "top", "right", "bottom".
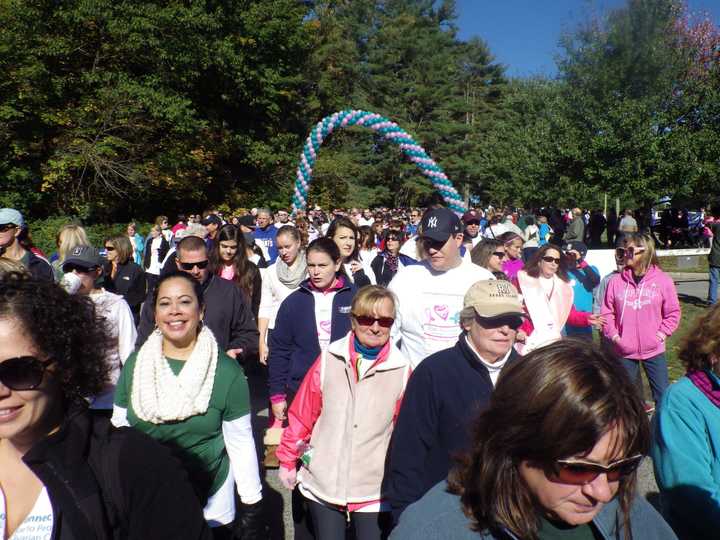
{"left": 634, "top": 299, "right": 707, "bottom": 400}
{"left": 660, "top": 256, "right": 709, "bottom": 274}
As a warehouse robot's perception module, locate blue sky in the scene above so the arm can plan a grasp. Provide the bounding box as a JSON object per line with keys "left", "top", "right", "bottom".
{"left": 455, "top": 0, "right": 720, "bottom": 78}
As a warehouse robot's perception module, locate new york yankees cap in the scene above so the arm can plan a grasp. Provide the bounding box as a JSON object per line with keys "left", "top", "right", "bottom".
{"left": 418, "top": 207, "right": 462, "bottom": 242}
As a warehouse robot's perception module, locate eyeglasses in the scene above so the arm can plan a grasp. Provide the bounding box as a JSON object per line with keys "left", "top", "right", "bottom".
{"left": 353, "top": 315, "right": 395, "bottom": 328}
{"left": 550, "top": 454, "right": 643, "bottom": 485}
{"left": 541, "top": 256, "right": 561, "bottom": 265}
{"left": 0, "top": 356, "right": 54, "bottom": 391}
{"left": 63, "top": 264, "right": 97, "bottom": 274}
{"left": 179, "top": 260, "right": 209, "bottom": 271}
{"left": 104, "top": 246, "right": 115, "bottom": 252}
{"left": 0, "top": 224, "right": 17, "bottom": 233}
{"left": 620, "top": 247, "right": 645, "bottom": 258}
{"left": 492, "top": 251, "right": 506, "bottom": 259}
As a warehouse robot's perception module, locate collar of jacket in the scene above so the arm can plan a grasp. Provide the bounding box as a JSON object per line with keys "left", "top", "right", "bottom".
{"left": 456, "top": 332, "right": 519, "bottom": 376}
{"left": 328, "top": 332, "right": 409, "bottom": 373}
{"left": 298, "top": 276, "right": 352, "bottom": 294}
{"left": 23, "top": 402, "right": 96, "bottom": 467}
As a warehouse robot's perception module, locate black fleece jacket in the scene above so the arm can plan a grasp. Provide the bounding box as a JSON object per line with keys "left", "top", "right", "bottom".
{"left": 22, "top": 406, "right": 211, "bottom": 540}
{"left": 386, "top": 335, "right": 520, "bottom": 523}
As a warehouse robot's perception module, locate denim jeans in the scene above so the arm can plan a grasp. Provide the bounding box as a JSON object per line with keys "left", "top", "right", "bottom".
{"left": 709, "top": 266, "right": 720, "bottom": 304}
{"left": 620, "top": 353, "right": 669, "bottom": 406}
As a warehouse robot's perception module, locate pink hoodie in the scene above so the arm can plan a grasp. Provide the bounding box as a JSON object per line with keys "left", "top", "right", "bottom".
{"left": 601, "top": 265, "right": 680, "bottom": 360}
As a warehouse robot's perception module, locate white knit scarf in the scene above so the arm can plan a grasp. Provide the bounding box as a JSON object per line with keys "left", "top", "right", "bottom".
{"left": 131, "top": 325, "right": 218, "bottom": 423}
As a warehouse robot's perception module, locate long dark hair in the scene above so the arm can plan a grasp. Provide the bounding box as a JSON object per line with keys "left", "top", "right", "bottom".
{"left": 448, "top": 339, "right": 649, "bottom": 540}
{"left": 209, "top": 224, "right": 259, "bottom": 301}
{"left": 524, "top": 244, "right": 570, "bottom": 282}
{"left": 326, "top": 217, "right": 360, "bottom": 262}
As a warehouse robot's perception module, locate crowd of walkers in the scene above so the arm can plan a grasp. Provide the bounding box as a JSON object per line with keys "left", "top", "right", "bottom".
{"left": 0, "top": 202, "right": 718, "bottom": 539}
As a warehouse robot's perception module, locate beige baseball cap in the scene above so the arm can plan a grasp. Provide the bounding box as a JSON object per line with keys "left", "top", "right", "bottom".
{"left": 464, "top": 280, "right": 524, "bottom": 318}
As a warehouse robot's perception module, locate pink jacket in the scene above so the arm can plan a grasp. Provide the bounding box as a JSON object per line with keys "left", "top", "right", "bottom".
{"left": 601, "top": 266, "right": 680, "bottom": 360}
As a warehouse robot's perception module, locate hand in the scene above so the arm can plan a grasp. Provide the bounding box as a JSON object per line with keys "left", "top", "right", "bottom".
{"left": 278, "top": 466, "right": 297, "bottom": 490}
{"left": 612, "top": 334, "right": 621, "bottom": 344}
{"left": 271, "top": 400, "right": 287, "bottom": 422}
{"left": 259, "top": 341, "right": 269, "bottom": 365}
{"left": 588, "top": 314, "right": 605, "bottom": 329}
{"left": 226, "top": 348, "right": 243, "bottom": 359}
{"left": 515, "top": 330, "right": 527, "bottom": 343}
{"left": 349, "top": 260, "right": 363, "bottom": 274}
{"left": 656, "top": 331, "right": 666, "bottom": 342}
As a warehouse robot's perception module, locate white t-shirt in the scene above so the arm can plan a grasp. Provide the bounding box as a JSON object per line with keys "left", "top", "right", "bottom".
{"left": 312, "top": 290, "right": 337, "bottom": 353}
{"left": 0, "top": 486, "right": 54, "bottom": 539}
{"left": 148, "top": 236, "right": 164, "bottom": 275}
{"left": 89, "top": 290, "right": 137, "bottom": 409}
{"left": 388, "top": 260, "right": 495, "bottom": 368}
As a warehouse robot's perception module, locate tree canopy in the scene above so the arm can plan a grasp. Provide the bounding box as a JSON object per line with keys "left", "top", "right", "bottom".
{"left": 1, "top": 0, "right": 719, "bottom": 220}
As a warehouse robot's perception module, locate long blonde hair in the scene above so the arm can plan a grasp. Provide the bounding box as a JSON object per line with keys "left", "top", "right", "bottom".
{"left": 623, "top": 233, "right": 659, "bottom": 276}
{"left": 56, "top": 224, "right": 89, "bottom": 264}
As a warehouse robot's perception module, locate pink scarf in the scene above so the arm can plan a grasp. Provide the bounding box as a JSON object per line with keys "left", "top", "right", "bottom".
{"left": 688, "top": 370, "right": 720, "bottom": 408}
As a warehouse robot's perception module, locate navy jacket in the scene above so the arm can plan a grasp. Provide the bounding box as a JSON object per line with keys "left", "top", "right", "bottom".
{"left": 386, "top": 335, "right": 520, "bottom": 522}
{"left": 268, "top": 278, "right": 356, "bottom": 399}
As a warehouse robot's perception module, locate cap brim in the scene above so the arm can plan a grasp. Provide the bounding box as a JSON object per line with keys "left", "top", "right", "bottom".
{"left": 473, "top": 310, "right": 527, "bottom": 320}
{"left": 62, "top": 259, "right": 98, "bottom": 271}
{"left": 418, "top": 230, "right": 451, "bottom": 243}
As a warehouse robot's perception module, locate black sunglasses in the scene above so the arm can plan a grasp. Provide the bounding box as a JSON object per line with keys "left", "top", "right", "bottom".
{"left": 0, "top": 223, "right": 17, "bottom": 233}
{"left": 104, "top": 246, "right": 116, "bottom": 251}
{"left": 353, "top": 315, "right": 395, "bottom": 328}
{"left": 0, "top": 356, "right": 54, "bottom": 391}
{"left": 179, "top": 260, "right": 209, "bottom": 271}
{"left": 62, "top": 264, "right": 98, "bottom": 274}
{"left": 492, "top": 251, "right": 506, "bottom": 258}
{"left": 541, "top": 256, "right": 561, "bottom": 265}
{"left": 550, "top": 454, "right": 643, "bottom": 485}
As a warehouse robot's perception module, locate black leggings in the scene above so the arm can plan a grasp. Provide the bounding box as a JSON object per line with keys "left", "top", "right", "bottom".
{"left": 307, "top": 499, "right": 391, "bottom": 540}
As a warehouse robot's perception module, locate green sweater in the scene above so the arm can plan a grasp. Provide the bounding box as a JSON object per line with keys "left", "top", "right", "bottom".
{"left": 115, "top": 350, "right": 250, "bottom": 500}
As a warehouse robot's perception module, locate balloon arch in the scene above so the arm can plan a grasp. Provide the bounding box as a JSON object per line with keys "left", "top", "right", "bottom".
{"left": 290, "top": 109, "right": 466, "bottom": 215}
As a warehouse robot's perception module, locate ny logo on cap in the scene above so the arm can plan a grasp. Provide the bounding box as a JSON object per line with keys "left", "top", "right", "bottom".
{"left": 428, "top": 217, "right": 438, "bottom": 228}
{"left": 72, "top": 246, "right": 84, "bottom": 256}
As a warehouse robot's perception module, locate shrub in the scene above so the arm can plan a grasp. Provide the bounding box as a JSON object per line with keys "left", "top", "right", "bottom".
{"left": 26, "top": 216, "right": 151, "bottom": 258}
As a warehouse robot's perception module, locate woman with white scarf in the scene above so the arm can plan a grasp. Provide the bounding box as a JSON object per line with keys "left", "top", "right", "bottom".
{"left": 111, "top": 272, "right": 264, "bottom": 539}
{"left": 258, "top": 225, "right": 307, "bottom": 365}
{"left": 513, "top": 244, "right": 603, "bottom": 354}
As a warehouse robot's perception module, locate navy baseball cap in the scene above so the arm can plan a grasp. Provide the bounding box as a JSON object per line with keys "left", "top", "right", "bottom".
{"left": 419, "top": 208, "right": 463, "bottom": 242}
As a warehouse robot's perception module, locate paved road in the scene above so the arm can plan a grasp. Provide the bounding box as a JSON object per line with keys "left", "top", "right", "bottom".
{"left": 256, "top": 272, "right": 711, "bottom": 538}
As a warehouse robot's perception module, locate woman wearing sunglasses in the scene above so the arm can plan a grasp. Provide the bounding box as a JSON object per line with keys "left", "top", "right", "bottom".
{"left": 470, "top": 239, "right": 507, "bottom": 279}
{"left": 391, "top": 339, "right": 677, "bottom": 540}
{"left": 112, "top": 271, "right": 264, "bottom": 539}
{"left": 370, "top": 229, "right": 415, "bottom": 287}
{"left": 0, "top": 273, "right": 212, "bottom": 539}
{"left": 601, "top": 233, "right": 680, "bottom": 409}
{"left": 514, "top": 244, "right": 602, "bottom": 354}
{"left": 277, "top": 286, "right": 410, "bottom": 539}
{"left": 497, "top": 231, "right": 524, "bottom": 280}
{"left": 651, "top": 304, "right": 720, "bottom": 539}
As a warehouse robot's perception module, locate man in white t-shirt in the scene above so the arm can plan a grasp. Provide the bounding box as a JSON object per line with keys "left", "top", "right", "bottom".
{"left": 388, "top": 207, "right": 494, "bottom": 368}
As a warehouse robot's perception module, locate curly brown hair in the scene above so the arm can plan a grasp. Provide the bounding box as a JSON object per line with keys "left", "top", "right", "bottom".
{"left": 0, "top": 272, "right": 111, "bottom": 405}
{"left": 678, "top": 303, "right": 720, "bottom": 372}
